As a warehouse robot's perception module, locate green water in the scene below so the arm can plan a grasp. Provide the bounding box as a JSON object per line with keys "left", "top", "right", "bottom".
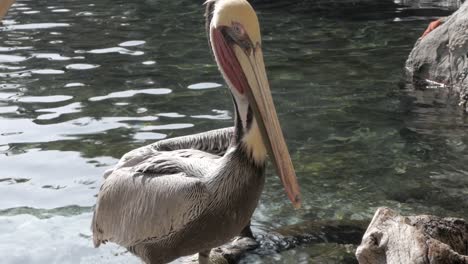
{"left": 0, "top": 0, "right": 467, "bottom": 263}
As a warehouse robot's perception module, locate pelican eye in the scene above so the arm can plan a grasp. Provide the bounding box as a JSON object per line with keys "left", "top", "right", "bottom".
{"left": 224, "top": 22, "right": 253, "bottom": 53}
{"left": 231, "top": 22, "right": 245, "bottom": 38}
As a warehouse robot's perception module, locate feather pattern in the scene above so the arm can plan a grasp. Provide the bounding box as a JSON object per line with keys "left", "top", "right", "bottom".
{"left": 102, "top": 127, "right": 234, "bottom": 179}
{"left": 92, "top": 126, "right": 267, "bottom": 263}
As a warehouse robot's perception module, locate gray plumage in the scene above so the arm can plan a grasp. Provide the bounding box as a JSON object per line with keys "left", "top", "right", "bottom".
{"left": 91, "top": 127, "right": 265, "bottom": 263}
{"left": 103, "top": 127, "right": 235, "bottom": 179}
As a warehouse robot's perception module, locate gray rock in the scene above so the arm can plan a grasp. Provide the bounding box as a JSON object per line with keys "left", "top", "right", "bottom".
{"left": 406, "top": 0, "right": 468, "bottom": 111}
{"left": 356, "top": 207, "right": 468, "bottom": 264}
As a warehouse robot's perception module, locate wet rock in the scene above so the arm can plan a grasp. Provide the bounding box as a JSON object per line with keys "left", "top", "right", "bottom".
{"left": 405, "top": 0, "right": 468, "bottom": 111}
{"left": 198, "top": 219, "right": 368, "bottom": 263}
{"left": 356, "top": 207, "right": 468, "bottom": 264}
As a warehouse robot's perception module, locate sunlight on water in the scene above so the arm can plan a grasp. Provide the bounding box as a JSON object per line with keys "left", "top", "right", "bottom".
{"left": 140, "top": 123, "right": 195, "bottom": 131}
{"left": 65, "top": 63, "right": 100, "bottom": 70}
{"left": 18, "top": 95, "right": 73, "bottom": 103}
{"left": 2, "top": 23, "right": 70, "bottom": 30}
{"left": 0, "top": 54, "right": 26, "bottom": 62}
{"left": 188, "top": 82, "right": 222, "bottom": 90}
{"left": 86, "top": 47, "right": 145, "bottom": 56}
{"left": 89, "top": 88, "right": 172, "bottom": 102}
{"left": 35, "top": 102, "right": 83, "bottom": 120}
{"left": 119, "top": 40, "right": 146, "bottom": 47}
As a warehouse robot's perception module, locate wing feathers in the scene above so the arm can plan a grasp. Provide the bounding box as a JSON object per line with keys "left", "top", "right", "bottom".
{"left": 105, "top": 127, "right": 234, "bottom": 177}
{"left": 92, "top": 128, "right": 232, "bottom": 247}
{"left": 92, "top": 168, "right": 209, "bottom": 247}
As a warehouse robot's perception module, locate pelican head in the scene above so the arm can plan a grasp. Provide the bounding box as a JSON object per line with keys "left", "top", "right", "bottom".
{"left": 206, "top": 0, "right": 301, "bottom": 208}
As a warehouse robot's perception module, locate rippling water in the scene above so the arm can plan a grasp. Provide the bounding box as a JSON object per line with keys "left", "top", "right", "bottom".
{"left": 1, "top": 0, "right": 467, "bottom": 263}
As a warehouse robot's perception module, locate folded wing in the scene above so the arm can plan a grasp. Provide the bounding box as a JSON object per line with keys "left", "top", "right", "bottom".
{"left": 103, "top": 127, "right": 234, "bottom": 178}
{"left": 92, "top": 151, "right": 217, "bottom": 248}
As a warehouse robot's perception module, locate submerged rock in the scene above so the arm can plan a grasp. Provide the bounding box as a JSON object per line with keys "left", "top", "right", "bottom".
{"left": 197, "top": 219, "right": 368, "bottom": 263}
{"left": 405, "top": 0, "right": 468, "bottom": 111}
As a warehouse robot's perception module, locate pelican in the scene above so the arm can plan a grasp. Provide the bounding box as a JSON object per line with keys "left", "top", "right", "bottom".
{"left": 91, "top": 0, "right": 301, "bottom": 263}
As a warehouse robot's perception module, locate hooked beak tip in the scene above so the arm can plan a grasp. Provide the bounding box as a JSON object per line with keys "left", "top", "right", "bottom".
{"left": 293, "top": 195, "right": 301, "bottom": 209}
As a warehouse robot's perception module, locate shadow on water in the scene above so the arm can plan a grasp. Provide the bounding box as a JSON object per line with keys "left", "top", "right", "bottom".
{"left": 0, "top": 0, "right": 467, "bottom": 263}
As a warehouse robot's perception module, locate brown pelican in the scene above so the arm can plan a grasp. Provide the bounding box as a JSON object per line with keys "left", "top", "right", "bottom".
{"left": 91, "top": 0, "right": 301, "bottom": 263}
{"left": 0, "top": 0, "right": 15, "bottom": 21}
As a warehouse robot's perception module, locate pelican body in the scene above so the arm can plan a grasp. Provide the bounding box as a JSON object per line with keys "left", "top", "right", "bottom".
{"left": 91, "top": 0, "right": 300, "bottom": 263}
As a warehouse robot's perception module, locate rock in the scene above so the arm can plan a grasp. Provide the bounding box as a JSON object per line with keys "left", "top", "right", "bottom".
{"left": 188, "top": 219, "right": 368, "bottom": 264}
{"left": 405, "top": 0, "right": 468, "bottom": 111}
{"left": 181, "top": 208, "right": 467, "bottom": 263}
{"left": 356, "top": 207, "right": 468, "bottom": 264}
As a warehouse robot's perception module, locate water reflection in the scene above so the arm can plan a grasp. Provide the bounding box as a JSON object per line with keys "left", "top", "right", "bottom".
{"left": 119, "top": 40, "right": 146, "bottom": 47}
{"left": 3, "top": 23, "right": 70, "bottom": 30}
{"left": 32, "top": 53, "right": 75, "bottom": 61}
{"left": 18, "top": 95, "right": 72, "bottom": 103}
{"left": 188, "top": 82, "right": 222, "bottom": 90}
{"left": 0, "top": 54, "right": 26, "bottom": 62}
{"left": 35, "top": 102, "right": 82, "bottom": 120}
{"left": 0, "top": 0, "right": 467, "bottom": 263}
{"left": 85, "top": 47, "right": 144, "bottom": 56}
{"left": 65, "top": 63, "right": 100, "bottom": 70}
{"left": 89, "top": 88, "right": 172, "bottom": 102}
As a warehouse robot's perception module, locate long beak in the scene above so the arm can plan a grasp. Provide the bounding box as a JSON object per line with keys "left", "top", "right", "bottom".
{"left": 233, "top": 44, "right": 301, "bottom": 208}
{"left": 211, "top": 27, "right": 301, "bottom": 208}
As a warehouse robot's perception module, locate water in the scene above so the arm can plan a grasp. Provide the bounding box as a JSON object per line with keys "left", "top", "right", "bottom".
{"left": 1, "top": 0, "right": 467, "bottom": 263}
